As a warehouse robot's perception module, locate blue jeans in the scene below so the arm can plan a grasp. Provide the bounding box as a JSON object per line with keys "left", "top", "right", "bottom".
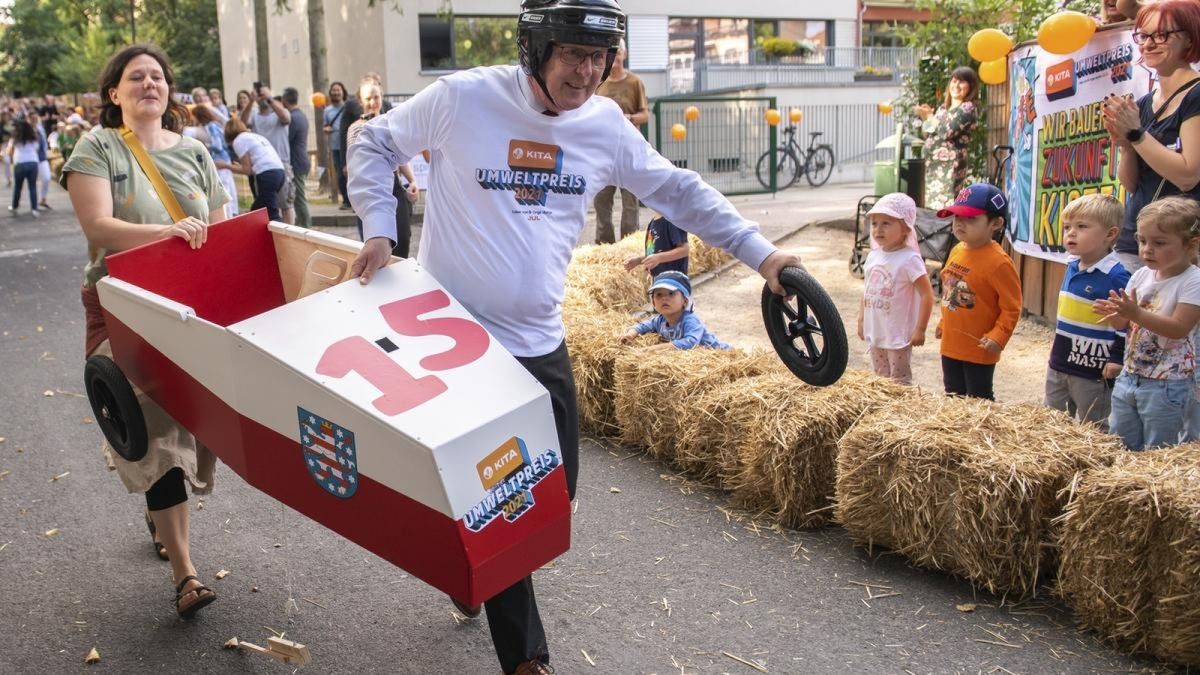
{"left": 252, "top": 168, "right": 285, "bottom": 222}
{"left": 11, "top": 161, "right": 37, "bottom": 210}
{"left": 1108, "top": 373, "right": 1191, "bottom": 450}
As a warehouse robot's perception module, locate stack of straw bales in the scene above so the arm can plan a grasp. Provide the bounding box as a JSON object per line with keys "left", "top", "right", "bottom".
{"left": 836, "top": 397, "right": 1122, "bottom": 597}
{"left": 563, "top": 307, "right": 659, "bottom": 437}
{"left": 724, "top": 370, "right": 916, "bottom": 528}
{"left": 1057, "top": 444, "right": 1200, "bottom": 666}
{"left": 688, "top": 234, "right": 732, "bottom": 275}
{"left": 565, "top": 235, "right": 648, "bottom": 313}
{"left": 613, "top": 347, "right": 778, "bottom": 460}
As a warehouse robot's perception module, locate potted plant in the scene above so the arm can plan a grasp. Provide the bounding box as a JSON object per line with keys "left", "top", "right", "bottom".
{"left": 759, "top": 37, "right": 814, "bottom": 62}
{"left": 854, "top": 65, "right": 894, "bottom": 82}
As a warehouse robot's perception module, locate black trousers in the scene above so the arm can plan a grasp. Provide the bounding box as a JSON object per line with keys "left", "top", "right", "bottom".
{"left": 352, "top": 177, "right": 412, "bottom": 258}
{"left": 484, "top": 340, "right": 579, "bottom": 674}
{"left": 941, "top": 356, "right": 996, "bottom": 400}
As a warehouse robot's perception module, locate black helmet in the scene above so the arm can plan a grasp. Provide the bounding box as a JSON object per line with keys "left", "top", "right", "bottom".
{"left": 518, "top": 0, "right": 626, "bottom": 103}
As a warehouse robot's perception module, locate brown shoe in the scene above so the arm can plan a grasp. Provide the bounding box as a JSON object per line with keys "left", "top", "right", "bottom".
{"left": 511, "top": 660, "right": 553, "bottom": 675}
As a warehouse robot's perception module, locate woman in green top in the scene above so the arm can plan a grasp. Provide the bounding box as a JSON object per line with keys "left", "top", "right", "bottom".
{"left": 62, "top": 44, "right": 229, "bottom": 619}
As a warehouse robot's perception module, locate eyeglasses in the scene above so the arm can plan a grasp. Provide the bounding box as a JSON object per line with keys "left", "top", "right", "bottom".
{"left": 555, "top": 44, "right": 609, "bottom": 69}
{"left": 1132, "top": 29, "right": 1185, "bottom": 46}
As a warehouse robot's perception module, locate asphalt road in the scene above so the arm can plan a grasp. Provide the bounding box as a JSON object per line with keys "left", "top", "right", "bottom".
{"left": 0, "top": 188, "right": 1170, "bottom": 674}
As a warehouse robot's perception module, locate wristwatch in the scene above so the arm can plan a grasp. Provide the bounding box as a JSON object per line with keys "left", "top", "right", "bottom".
{"left": 1126, "top": 127, "right": 1145, "bottom": 144}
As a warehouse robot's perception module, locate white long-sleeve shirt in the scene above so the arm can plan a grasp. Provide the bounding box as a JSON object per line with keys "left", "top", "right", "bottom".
{"left": 347, "top": 65, "right": 776, "bottom": 357}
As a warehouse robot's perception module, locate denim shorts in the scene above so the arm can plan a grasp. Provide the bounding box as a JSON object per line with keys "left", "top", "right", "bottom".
{"left": 1108, "top": 373, "right": 1191, "bottom": 451}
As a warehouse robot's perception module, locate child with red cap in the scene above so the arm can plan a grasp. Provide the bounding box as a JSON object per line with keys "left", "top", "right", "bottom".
{"left": 935, "top": 183, "right": 1023, "bottom": 399}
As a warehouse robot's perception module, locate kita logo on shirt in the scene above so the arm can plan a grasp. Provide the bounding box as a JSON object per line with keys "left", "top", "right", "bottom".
{"left": 474, "top": 138, "right": 586, "bottom": 206}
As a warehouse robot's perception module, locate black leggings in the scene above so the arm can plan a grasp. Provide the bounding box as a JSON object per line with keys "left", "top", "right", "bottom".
{"left": 145, "top": 467, "right": 188, "bottom": 511}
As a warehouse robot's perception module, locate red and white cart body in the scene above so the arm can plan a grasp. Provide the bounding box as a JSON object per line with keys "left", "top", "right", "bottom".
{"left": 96, "top": 210, "right": 570, "bottom": 606}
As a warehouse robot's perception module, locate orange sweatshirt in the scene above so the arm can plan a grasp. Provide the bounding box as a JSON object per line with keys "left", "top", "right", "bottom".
{"left": 937, "top": 241, "right": 1022, "bottom": 365}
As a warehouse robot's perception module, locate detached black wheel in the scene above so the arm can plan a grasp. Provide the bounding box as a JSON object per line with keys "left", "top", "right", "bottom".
{"left": 84, "top": 355, "right": 148, "bottom": 462}
{"left": 761, "top": 267, "right": 849, "bottom": 387}
{"left": 848, "top": 247, "right": 866, "bottom": 279}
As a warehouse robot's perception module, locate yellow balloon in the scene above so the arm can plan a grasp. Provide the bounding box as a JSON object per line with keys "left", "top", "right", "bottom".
{"left": 765, "top": 109, "right": 782, "bottom": 126}
{"left": 670, "top": 123, "right": 687, "bottom": 141}
{"left": 1038, "top": 11, "right": 1096, "bottom": 55}
{"left": 878, "top": 102, "right": 894, "bottom": 115}
{"left": 789, "top": 109, "right": 802, "bottom": 123}
{"left": 979, "top": 58, "right": 1007, "bottom": 85}
{"left": 968, "top": 28, "right": 1013, "bottom": 63}
{"left": 684, "top": 105, "right": 700, "bottom": 121}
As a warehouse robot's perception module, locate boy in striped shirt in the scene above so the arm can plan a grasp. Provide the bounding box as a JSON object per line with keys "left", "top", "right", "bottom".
{"left": 1045, "top": 194, "right": 1130, "bottom": 429}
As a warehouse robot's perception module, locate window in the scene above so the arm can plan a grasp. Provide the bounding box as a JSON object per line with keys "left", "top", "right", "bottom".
{"left": 751, "top": 19, "right": 833, "bottom": 51}
{"left": 864, "top": 21, "right": 909, "bottom": 49}
{"left": 703, "top": 18, "right": 750, "bottom": 64}
{"left": 419, "top": 15, "right": 519, "bottom": 70}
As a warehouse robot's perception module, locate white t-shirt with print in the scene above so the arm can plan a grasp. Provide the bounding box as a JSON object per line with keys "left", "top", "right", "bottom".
{"left": 231, "top": 132, "right": 284, "bottom": 174}
{"left": 347, "top": 65, "right": 776, "bottom": 357}
{"left": 862, "top": 247, "right": 927, "bottom": 349}
{"left": 1124, "top": 264, "right": 1200, "bottom": 380}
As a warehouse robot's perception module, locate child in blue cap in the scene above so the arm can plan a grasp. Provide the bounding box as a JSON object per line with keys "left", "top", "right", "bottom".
{"left": 620, "top": 271, "right": 730, "bottom": 350}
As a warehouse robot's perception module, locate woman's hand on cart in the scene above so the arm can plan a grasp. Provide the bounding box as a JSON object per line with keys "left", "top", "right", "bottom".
{"left": 167, "top": 216, "right": 209, "bottom": 250}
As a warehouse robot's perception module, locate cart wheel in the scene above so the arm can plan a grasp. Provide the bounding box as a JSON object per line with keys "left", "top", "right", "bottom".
{"left": 84, "top": 355, "right": 148, "bottom": 462}
{"left": 848, "top": 247, "right": 866, "bottom": 278}
{"left": 761, "top": 267, "right": 849, "bottom": 387}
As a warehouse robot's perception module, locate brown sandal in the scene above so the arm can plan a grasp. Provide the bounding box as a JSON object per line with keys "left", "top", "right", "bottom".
{"left": 174, "top": 575, "right": 216, "bottom": 618}
{"left": 144, "top": 510, "right": 169, "bottom": 561}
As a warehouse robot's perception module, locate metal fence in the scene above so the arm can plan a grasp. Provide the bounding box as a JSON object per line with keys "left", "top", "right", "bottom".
{"left": 674, "top": 47, "right": 917, "bottom": 93}
{"left": 652, "top": 96, "right": 777, "bottom": 196}
{"left": 648, "top": 98, "right": 899, "bottom": 195}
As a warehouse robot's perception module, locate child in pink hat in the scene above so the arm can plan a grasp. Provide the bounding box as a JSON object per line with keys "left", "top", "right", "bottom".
{"left": 857, "top": 193, "right": 935, "bottom": 384}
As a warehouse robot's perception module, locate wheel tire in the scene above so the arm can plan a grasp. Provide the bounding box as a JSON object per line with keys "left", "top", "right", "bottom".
{"left": 805, "top": 145, "right": 836, "bottom": 188}
{"left": 84, "top": 355, "right": 148, "bottom": 462}
{"left": 761, "top": 267, "right": 849, "bottom": 387}
{"left": 848, "top": 247, "right": 865, "bottom": 279}
{"left": 756, "top": 149, "right": 801, "bottom": 191}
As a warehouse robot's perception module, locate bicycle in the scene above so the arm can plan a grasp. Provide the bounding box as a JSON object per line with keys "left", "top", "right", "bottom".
{"left": 755, "top": 125, "right": 836, "bottom": 190}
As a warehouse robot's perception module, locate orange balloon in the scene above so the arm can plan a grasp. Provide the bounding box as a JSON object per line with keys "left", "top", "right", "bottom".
{"left": 878, "top": 102, "right": 894, "bottom": 115}
{"left": 684, "top": 105, "right": 700, "bottom": 121}
{"left": 979, "top": 58, "right": 1007, "bottom": 85}
{"left": 311, "top": 91, "right": 328, "bottom": 108}
{"left": 765, "top": 109, "right": 782, "bottom": 126}
{"left": 789, "top": 109, "right": 802, "bottom": 124}
{"left": 670, "top": 123, "right": 687, "bottom": 141}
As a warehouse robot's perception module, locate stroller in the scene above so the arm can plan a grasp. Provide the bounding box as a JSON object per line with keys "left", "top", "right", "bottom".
{"left": 848, "top": 146, "right": 1013, "bottom": 295}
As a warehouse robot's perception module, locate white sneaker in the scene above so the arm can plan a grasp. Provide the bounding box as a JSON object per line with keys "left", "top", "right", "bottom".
{"left": 31, "top": 209, "right": 39, "bottom": 218}
{"left": 7, "top": 205, "right": 13, "bottom": 213}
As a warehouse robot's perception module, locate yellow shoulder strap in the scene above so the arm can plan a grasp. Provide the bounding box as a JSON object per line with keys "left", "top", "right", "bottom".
{"left": 118, "top": 126, "right": 187, "bottom": 223}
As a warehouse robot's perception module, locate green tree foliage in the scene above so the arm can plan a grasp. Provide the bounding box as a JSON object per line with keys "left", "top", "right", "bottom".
{"left": 896, "top": 0, "right": 1100, "bottom": 177}
{"left": 0, "top": 0, "right": 72, "bottom": 95}
{"left": 140, "top": 0, "right": 223, "bottom": 90}
{"left": 0, "top": 0, "right": 220, "bottom": 96}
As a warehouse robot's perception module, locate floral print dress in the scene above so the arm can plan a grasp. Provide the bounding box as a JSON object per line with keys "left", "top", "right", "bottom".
{"left": 921, "top": 102, "right": 978, "bottom": 209}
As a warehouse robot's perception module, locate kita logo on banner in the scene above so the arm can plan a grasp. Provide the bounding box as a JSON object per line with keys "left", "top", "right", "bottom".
{"left": 1046, "top": 60, "right": 1077, "bottom": 102}
{"left": 464, "top": 437, "right": 559, "bottom": 532}
{"left": 298, "top": 407, "right": 358, "bottom": 499}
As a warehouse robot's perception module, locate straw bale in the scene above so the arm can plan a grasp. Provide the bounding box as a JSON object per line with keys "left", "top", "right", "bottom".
{"left": 613, "top": 347, "right": 778, "bottom": 460}
{"left": 728, "top": 370, "right": 917, "bottom": 529}
{"left": 836, "top": 397, "right": 1123, "bottom": 598}
{"left": 565, "top": 238, "right": 648, "bottom": 313}
{"left": 688, "top": 234, "right": 732, "bottom": 276}
{"left": 563, "top": 308, "right": 659, "bottom": 437}
{"left": 1056, "top": 444, "right": 1200, "bottom": 666}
